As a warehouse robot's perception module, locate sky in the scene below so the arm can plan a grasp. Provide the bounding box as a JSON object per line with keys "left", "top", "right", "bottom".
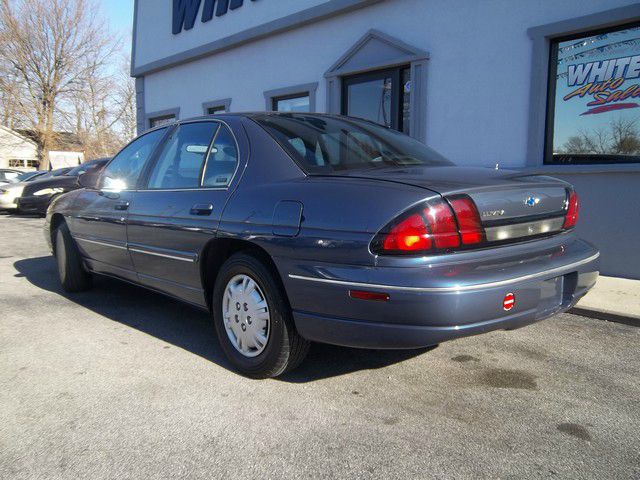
{"left": 100, "top": 0, "right": 135, "bottom": 41}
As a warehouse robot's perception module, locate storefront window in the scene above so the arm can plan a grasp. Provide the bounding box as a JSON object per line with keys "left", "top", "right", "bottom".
{"left": 547, "top": 23, "right": 640, "bottom": 164}
{"left": 273, "top": 94, "right": 310, "bottom": 113}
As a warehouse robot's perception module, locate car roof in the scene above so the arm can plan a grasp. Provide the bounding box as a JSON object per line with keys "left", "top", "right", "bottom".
{"left": 141, "top": 112, "right": 384, "bottom": 138}
{"left": 166, "top": 112, "right": 342, "bottom": 126}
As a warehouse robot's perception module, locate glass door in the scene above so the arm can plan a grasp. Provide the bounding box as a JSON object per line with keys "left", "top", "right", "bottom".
{"left": 342, "top": 66, "right": 411, "bottom": 135}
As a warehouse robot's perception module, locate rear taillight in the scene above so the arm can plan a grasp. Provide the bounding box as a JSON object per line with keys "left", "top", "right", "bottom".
{"left": 382, "top": 213, "right": 431, "bottom": 251}
{"left": 448, "top": 196, "right": 484, "bottom": 245}
{"left": 372, "top": 195, "right": 484, "bottom": 255}
{"left": 425, "top": 201, "right": 461, "bottom": 249}
{"left": 563, "top": 190, "right": 579, "bottom": 229}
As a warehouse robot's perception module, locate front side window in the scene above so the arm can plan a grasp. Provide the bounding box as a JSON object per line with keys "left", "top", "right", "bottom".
{"left": 255, "top": 114, "right": 452, "bottom": 174}
{"left": 101, "top": 128, "right": 167, "bottom": 190}
{"left": 547, "top": 23, "right": 640, "bottom": 164}
{"left": 273, "top": 94, "right": 310, "bottom": 113}
{"left": 147, "top": 122, "right": 219, "bottom": 189}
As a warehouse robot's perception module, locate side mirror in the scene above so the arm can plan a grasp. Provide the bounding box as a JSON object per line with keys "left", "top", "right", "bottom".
{"left": 77, "top": 170, "right": 101, "bottom": 189}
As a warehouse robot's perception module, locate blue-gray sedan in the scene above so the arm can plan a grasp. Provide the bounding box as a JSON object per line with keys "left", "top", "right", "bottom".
{"left": 45, "top": 113, "right": 599, "bottom": 378}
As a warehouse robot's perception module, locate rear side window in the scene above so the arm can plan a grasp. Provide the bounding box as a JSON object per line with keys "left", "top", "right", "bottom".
{"left": 202, "top": 124, "right": 239, "bottom": 187}
{"left": 147, "top": 122, "right": 219, "bottom": 189}
{"left": 101, "top": 128, "right": 166, "bottom": 190}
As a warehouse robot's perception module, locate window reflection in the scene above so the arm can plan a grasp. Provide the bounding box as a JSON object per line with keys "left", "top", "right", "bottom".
{"left": 549, "top": 24, "right": 640, "bottom": 164}
{"left": 347, "top": 77, "right": 392, "bottom": 127}
{"left": 273, "top": 95, "right": 310, "bottom": 112}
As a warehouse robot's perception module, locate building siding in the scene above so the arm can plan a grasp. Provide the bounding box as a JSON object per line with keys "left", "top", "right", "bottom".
{"left": 133, "top": 0, "right": 640, "bottom": 279}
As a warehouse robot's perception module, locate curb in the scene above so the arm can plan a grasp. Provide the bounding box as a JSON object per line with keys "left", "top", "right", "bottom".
{"left": 569, "top": 307, "right": 640, "bottom": 328}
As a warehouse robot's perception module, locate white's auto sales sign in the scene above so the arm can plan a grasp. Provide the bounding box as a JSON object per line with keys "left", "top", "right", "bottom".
{"left": 564, "top": 54, "right": 640, "bottom": 115}
{"left": 552, "top": 25, "right": 640, "bottom": 154}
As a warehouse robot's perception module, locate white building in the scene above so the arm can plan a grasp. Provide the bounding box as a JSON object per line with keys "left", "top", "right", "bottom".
{"left": 131, "top": 0, "right": 640, "bottom": 279}
{"left": 0, "top": 126, "right": 38, "bottom": 170}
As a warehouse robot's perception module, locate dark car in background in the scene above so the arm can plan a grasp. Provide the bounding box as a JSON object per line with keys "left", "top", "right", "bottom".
{"left": 13, "top": 170, "right": 49, "bottom": 183}
{"left": 45, "top": 114, "right": 598, "bottom": 378}
{"left": 17, "top": 159, "right": 109, "bottom": 215}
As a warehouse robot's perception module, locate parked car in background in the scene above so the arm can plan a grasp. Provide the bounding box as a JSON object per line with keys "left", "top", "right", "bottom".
{"left": 0, "top": 169, "right": 23, "bottom": 186}
{"left": 45, "top": 114, "right": 598, "bottom": 378}
{"left": 12, "top": 170, "right": 48, "bottom": 183}
{"left": 0, "top": 170, "right": 51, "bottom": 211}
{"left": 17, "top": 159, "right": 109, "bottom": 215}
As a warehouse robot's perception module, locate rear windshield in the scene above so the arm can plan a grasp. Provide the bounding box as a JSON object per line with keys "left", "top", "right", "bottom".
{"left": 50, "top": 168, "right": 71, "bottom": 177}
{"left": 254, "top": 114, "right": 453, "bottom": 173}
{"left": 16, "top": 171, "right": 40, "bottom": 182}
{"left": 66, "top": 161, "right": 105, "bottom": 176}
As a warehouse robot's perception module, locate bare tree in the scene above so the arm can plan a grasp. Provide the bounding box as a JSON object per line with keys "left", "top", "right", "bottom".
{"left": 561, "top": 116, "right": 640, "bottom": 156}
{"left": 610, "top": 117, "right": 640, "bottom": 155}
{"left": 562, "top": 135, "right": 590, "bottom": 154}
{"left": 0, "top": 0, "right": 118, "bottom": 168}
{"left": 69, "top": 52, "right": 135, "bottom": 159}
{"left": 116, "top": 60, "right": 138, "bottom": 144}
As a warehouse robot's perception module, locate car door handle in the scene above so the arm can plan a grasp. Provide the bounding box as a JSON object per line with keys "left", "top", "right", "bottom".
{"left": 190, "top": 203, "right": 214, "bottom": 216}
{"left": 114, "top": 201, "right": 129, "bottom": 211}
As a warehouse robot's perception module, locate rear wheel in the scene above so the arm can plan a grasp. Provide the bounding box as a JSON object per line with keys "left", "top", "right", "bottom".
{"left": 212, "top": 252, "right": 309, "bottom": 378}
{"left": 55, "top": 222, "right": 92, "bottom": 292}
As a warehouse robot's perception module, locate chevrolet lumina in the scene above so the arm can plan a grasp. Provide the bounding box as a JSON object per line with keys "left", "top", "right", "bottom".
{"left": 45, "top": 114, "right": 599, "bottom": 378}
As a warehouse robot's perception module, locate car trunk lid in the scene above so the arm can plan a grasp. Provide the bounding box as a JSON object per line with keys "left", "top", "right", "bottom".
{"left": 329, "top": 165, "right": 570, "bottom": 244}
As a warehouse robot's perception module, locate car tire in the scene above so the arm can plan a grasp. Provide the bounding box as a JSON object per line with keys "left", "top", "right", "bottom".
{"left": 212, "top": 251, "right": 309, "bottom": 379}
{"left": 55, "top": 222, "right": 92, "bottom": 292}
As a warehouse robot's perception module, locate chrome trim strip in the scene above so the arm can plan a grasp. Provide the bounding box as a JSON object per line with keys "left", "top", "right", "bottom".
{"left": 288, "top": 252, "right": 600, "bottom": 293}
{"left": 74, "top": 235, "right": 196, "bottom": 263}
{"left": 128, "top": 247, "right": 195, "bottom": 263}
{"left": 74, "top": 236, "right": 128, "bottom": 251}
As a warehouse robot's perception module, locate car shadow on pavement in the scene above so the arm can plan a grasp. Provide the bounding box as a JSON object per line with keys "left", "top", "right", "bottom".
{"left": 14, "top": 255, "right": 429, "bottom": 382}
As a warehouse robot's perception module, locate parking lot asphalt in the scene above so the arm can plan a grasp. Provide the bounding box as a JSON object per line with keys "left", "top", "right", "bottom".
{"left": 0, "top": 214, "right": 638, "bottom": 480}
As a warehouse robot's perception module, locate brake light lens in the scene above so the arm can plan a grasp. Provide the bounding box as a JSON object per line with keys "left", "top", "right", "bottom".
{"left": 373, "top": 196, "right": 483, "bottom": 255}
{"left": 563, "top": 190, "right": 579, "bottom": 229}
{"left": 382, "top": 213, "right": 431, "bottom": 251}
{"left": 425, "top": 201, "right": 461, "bottom": 249}
{"left": 448, "top": 196, "right": 484, "bottom": 245}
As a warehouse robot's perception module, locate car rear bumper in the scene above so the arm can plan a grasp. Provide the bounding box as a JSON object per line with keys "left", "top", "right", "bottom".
{"left": 279, "top": 236, "right": 599, "bottom": 349}
{"left": 16, "top": 195, "right": 49, "bottom": 213}
{"left": 0, "top": 191, "right": 20, "bottom": 210}
{"left": 0, "top": 199, "right": 18, "bottom": 210}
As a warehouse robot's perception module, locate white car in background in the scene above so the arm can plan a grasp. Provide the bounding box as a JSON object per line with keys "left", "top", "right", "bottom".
{"left": 0, "top": 169, "right": 68, "bottom": 211}
{"left": 0, "top": 169, "right": 23, "bottom": 186}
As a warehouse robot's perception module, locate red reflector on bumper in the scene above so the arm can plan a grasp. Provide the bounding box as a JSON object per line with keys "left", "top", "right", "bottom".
{"left": 349, "top": 290, "right": 390, "bottom": 302}
{"left": 503, "top": 292, "right": 515, "bottom": 311}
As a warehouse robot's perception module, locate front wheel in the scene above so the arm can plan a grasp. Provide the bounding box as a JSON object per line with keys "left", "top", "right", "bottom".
{"left": 55, "top": 222, "right": 92, "bottom": 292}
{"left": 212, "top": 252, "right": 309, "bottom": 378}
